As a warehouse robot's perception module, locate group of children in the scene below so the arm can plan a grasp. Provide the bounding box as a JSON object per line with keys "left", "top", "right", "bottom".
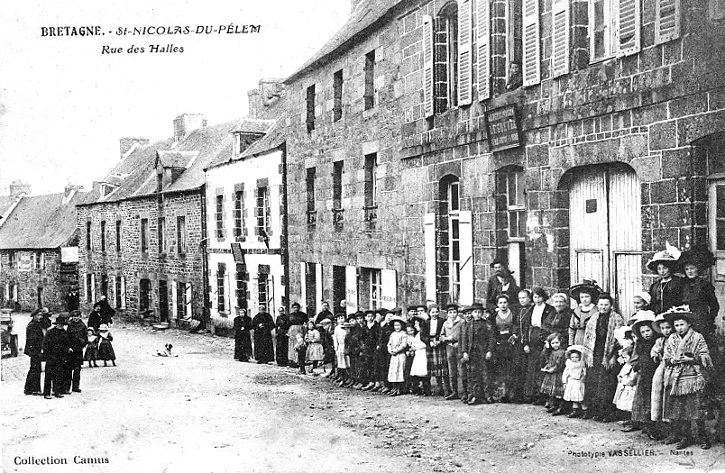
{"left": 84, "top": 324, "right": 117, "bottom": 367}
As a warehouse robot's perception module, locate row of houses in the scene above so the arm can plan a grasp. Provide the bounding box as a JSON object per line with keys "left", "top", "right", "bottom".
{"left": 3, "top": 0, "right": 725, "bottom": 331}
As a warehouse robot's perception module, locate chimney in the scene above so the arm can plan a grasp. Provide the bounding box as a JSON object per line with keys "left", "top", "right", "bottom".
{"left": 248, "top": 79, "right": 285, "bottom": 119}
{"left": 9, "top": 180, "right": 30, "bottom": 201}
{"left": 173, "top": 113, "right": 206, "bottom": 142}
{"left": 247, "top": 89, "right": 261, "bottom": 118}
{"left": 119, "top": 137, "right": 149, "bottom": 158}
{"left": 63, "top": 183, "right": 84, "bottom": 205}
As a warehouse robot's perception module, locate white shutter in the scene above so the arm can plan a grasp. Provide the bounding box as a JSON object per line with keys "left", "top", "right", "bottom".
{"left": 90, "top": 273, "right": 96, "bottom": 303}
{"left": 345, "top": 265, "right": 358, "bottom": 315}
{"left": 110, "top": 277, "right": 116, "bottom": 308}
{"left": 458, "top": 211, "right": 474, "bottom": 305}
{"left": 551, "top": 0, "right": 570, "bottom": 77}
{"left": 171, "top": 280, "right": 178, "bottom": 319}
{"left": 424, "top": 213, "right": 437, "bottom": 303}
{"left": 40, "top": 253, "right": 45, "bottom": 270}
{"left": 616, "top": 0, "right": 641, "bottom": 56}
{"left": 380, "top": 269, "right": 398, "bottom": 309}
{"left": 12, "top": 284, "right": 17, "bottom": 301}
{"left": 655, "top": 0, "right": 680, "bottom": 44}
{"left": 4, "top": 283, "right": 9, "bottom": 301}
{"left": 299, "top": 262, "right": 306, "bottom": 312}
{"left": 120, "top": 276, "right": 126, "bottom": 309}
{"left": 185, "top": 283, "right": 192, "bottom": 319}
{"left": 523, "top": 0, "right": 541, "bottom": 86}
{"left": 458, "top": 0, "right": 473, "bottom": 105}
{"left": 476, "top": 0, "right": 491, "bottom": 100}
{"left": 315, "top": 263, "right": 323, "bottom": 308}
{"left": 422, "top": 15, "right": 435, "bottom": 117}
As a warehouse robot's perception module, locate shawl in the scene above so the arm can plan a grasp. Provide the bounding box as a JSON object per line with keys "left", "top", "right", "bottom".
{"left": 663, "top": 329, "right": 711, "bottom": 396}
{"left": 650, "top": 337, "right": 665, "bottom": 362}
{"left": 581, "top": 311, "right": 624, "bottom": 368}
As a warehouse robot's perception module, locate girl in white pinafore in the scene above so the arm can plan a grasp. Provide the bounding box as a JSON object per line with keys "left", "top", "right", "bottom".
{"left": 387, "top": 318, "right": 408, "bottom": 396}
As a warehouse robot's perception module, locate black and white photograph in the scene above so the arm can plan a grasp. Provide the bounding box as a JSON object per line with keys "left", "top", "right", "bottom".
{"left": 1, "top": 0, "right": 725, "bottom": 472}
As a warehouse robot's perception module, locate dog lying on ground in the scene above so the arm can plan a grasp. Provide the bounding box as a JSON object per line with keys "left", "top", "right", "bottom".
{"left": 156, "top": 343, "right": 178, "bottom": 357}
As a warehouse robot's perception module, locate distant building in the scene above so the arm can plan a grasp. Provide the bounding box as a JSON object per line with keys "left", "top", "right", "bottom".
{"left": 0, "top": 184, "right": 90, "bottom": 311}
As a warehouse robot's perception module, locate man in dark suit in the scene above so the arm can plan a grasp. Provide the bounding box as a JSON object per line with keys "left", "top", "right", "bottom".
{"left": 42, "top": 315, "right": 71, "bottom": 399}
{"left": 24, "top": 310, "right": 45, "bottom": 395}
{"left": 64, "top": 310, "right": 88, "bottom": 393}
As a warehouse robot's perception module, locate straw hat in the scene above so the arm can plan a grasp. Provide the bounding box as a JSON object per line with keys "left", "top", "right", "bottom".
{"left": 646, "top": 243, "right": 682, "bottom": 272}
{"left": 566, "top": 344, "right": 585, "bottom": 357}
{"left": 98, "top": 324, "right": 110, "bottom": 332}
{"left": 568, "top": 280, "right": 603, "bottom": 301}
{"left": 663, "top": 305, "right": 694, "bottom": 325}
{"left": 630, "top": 310, "right": 656, "bottom": 333}
{"left": 652, "top": 313, "right": 668, "bottom": 333}
{"left": 614, "top": 325, "right": 632, "bottom": 345}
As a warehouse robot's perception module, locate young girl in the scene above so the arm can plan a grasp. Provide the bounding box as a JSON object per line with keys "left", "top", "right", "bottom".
{"left": 387, "top": 318, "right": 408, "bottom": 396}
{"left": 540, "top": 333, "right": 567, "bottom": 415}
{"left": 562, "top": 345, "right": 587, "bottom": 418}
{"left": 304, "top": 320, "right": 324, "bottom": 375}
{"left": 613, "top": 346, "right": 638, "bottom": 422}
{"left": 650, "top": 313, "right": 674, "bottom": 441}
{"left": 409, "top": 318, "right": 430, "bottom": 396}
{"left": 627, "top": 311, "right": 660, "bottom": 434}
{"left": 662, "top": 307, "right": 712, "bottom": 450}
{"left": 84, "top": 327, "right": 99, "bottom": 368}
{"left": 333, "top": 314, "right": 350, "bottom": 386}
{"left": 403, "top": 324, "right": 417, "bottom": 394}
{"left": 97, "top": 324, "right": 116, "bottom": 367}
{"left": 294, "top": 333, "right": 307, "bottom": 375}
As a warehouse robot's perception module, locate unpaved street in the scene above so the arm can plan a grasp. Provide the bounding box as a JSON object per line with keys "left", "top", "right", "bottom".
{"left": 2, "top": 319, "right": 724, "bottom": 473}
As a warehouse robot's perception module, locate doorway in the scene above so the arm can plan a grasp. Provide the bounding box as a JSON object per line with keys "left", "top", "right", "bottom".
{"left": 159, "top": 280, "right": 168, "bottom": 322}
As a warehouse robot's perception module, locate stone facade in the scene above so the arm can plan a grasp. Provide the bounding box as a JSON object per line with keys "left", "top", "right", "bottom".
{"left": 0, "top": 249, "right": 75, "bottom": 311}
{"left": 283, "top": 0, "right": 725, "bottom": 322}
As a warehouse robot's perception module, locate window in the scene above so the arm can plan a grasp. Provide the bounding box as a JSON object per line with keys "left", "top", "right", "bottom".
{"left": 505, "top": 0, "right": 523, "bottom": 89}
{"left": 590, "top": 0, "right": 641, "bottom": 62}
{"left": 590, "top": 0, "right": 613, "bottom": 61}
{"left": 306, "top": 167, "right": 316, "bottom": 226}
{"left": 333, "top": 69, "right": 343, "bottom": 121}
{"left": 115, "top": 220, "right": 121, "bottom": 252}
{"left": 157, "top": 217, "right": 165, "bottom": 253}
{"left": 100, "top": 221, "right": 106, "bottom": 252}
{"left": 256, "top": 186, "right": 271, "bottom": 235}
{"left": 85, "top": 273, "right": 93, "bottom": 303}
{"left": 333, "top": 161, "right": 344, "bottom": 225}
{"left": 115, "top": 275, "right": 126, "bottom": 309}
{"left": 177, "top": 216, "right": 187, "bottom": 254}
{"left": 101, "top": 273, "right": 108, "bottom": 298}
{"left": 140, "top": 218, "right": 149, "bottom": 253}
{"left": 217, "top": 263, "right": 226, "bottom": 313}
{"left": 35, "top": 251, "right": 44, "bottom": 270}
{"left": 258, "top": 272, "right": 270, "bottom": 309}
{"left": 86, "top": 221, "right": 92, "bottom": 252}
{"left": 235, "top": 264, "right": 247, "bottom": 310}
{"left": 215, "top": 195, "right": 224, "bottom": 239}
{"left": 364, "top": 153, "right": 378, "bottom": 221}
{"left": 370, "top": 268, "right": 382, "bottom": 309}
{"left": 306, "top": 85, "right": 316, "bottom": 133}
{"left": 448, "top": 180, "right": 461, "bottom": 302}
{"left": 364, "top": 51, "right": 375, "bottom": 110}
{"left": 139, "top": 278, "right": 151, "bottom": 312}
{"left": 502, "top": 169, "right": 526, "bottom": 239}
{"left": 233, "top": 190, "right": 244, "bottom": 239}
{"left": 8, "top": 251, "right": 15, "bottom": 269}
{"left": 434, "top": 3, "right": 459, "bottom": 112}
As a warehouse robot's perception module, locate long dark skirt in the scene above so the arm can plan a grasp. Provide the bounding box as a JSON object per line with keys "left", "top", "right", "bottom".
{"left": 585, "top": 358, "right": 618, "bottom": 414}
{"left": 253, "top": 332, "right": 274, "bottom": 363}
{"left": 275, "top": 334, "right": 289, "bottom": 366}
{"left": 523, "top": 343, "right": 545, "bottom": 399}
{"left": 235, "top": 332, "right": 252, "bottom": 361}
{"left": 374, "top": 346, "right": 390, "bottom": 382}
{"left": 427, "top": 344, "right": 448, "bottom": 377}
{"left": 493, "top": 339, "right": 519, "bottom": 400}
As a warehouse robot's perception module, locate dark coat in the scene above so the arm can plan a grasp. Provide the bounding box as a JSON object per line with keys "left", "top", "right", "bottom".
{"left": 461, "top": 319, "right": 496, "bottom": 358}
{"left": 681, "top": 277, "right": 720, "bottom": 332}
{"left": 25, "top": 319, "right": 45, "bottom": 358}
{"left": 486, "top": 274, "right": 521, "bottom": 310}
{"left": 520, "top": 304, "right": 556, "bottom": 348}
{"left": 314, "top": 310, "right": 333, "bottom": 324}
{"left": 43, "top": 326, "right": 70, "bottom": 364}
{"left": 97, "top": 299, "right": 115, "bottom": 324}
{"left": 252, "top": 312, "right": 275, "bottom": 363}
{"left": 542, "top": 308, "right": 573, "bottom": 345}
{"left": 649, "top": 275, "right": 685, "bottom": 315}
{"left": 67, "top": 319, "right": 89, "bottom": 352}
{"left": 233, "top": 315, "right": 253, "bottom": 360}
{"left": 362, "top": 321, "right": 380, "bottom": 352}
{"left": 289, "top": 310, "right": 309, "bottom": 326}
{"left": 87, "top": 310, "right": 102, "bottom": 331}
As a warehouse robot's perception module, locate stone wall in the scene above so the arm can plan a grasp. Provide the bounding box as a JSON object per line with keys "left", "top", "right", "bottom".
{"left": 0, "top": 249, "right": 71, "bottom": 311}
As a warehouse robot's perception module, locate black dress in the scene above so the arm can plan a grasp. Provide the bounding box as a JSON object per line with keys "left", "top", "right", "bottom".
{"left": 649, "top": 276, "right": 685, "bottom": 315}
{"left": 275, "top": 313, "right": 290, "bottom": 366}
{"left": 586, "top": 313, "right": 617, "bottom": 416}
{"left": 252, "top": 311, "right": 275, "bottom": 363}
{"left": 233, "top": 315, "right": 253, "bottom": 361}
{"left": 631, "top": 336, "right": 659, "bottom": 422}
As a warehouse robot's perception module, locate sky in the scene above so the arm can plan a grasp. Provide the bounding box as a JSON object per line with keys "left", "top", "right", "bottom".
{"left": 0, "top": 0, "right": 350, "bottom": 195}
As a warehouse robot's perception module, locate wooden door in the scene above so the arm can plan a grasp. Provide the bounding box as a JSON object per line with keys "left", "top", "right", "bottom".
{"left": 709, "top": 180, "right": 725, "bottom": 337}
{"left": 569, "top": 167, "right": 609, "bottom": 287}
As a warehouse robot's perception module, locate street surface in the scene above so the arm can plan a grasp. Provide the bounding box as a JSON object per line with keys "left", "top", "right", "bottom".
{"left": 2, "top": 316, "right": 724, "bottom": 473}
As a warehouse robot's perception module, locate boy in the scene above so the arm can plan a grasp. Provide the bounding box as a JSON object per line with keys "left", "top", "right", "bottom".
{"left": 441, "top": 303, "right": 463, "bottom": 400}
{"left": 461, "top": 303, "right": 495, "bottom": 405}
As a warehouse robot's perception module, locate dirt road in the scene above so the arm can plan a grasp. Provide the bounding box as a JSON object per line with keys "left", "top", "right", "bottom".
{"left": 2, "top": 320, "right": 723, "bottom": 473}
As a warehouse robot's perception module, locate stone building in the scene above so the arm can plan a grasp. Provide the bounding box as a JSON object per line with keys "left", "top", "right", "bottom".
{"left": 0, "top": 185, "right": 90, "bottom": 311}
{"left": 281, "top": 0, "right": 725, "bottom": 319}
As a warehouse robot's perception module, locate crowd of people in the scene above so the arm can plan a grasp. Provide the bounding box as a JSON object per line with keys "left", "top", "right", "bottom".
{"left": 23, "top": 297, "right": 116, "bottom": 399}
{"left": 233, "top": 246, "right": 724, "bottom": 450}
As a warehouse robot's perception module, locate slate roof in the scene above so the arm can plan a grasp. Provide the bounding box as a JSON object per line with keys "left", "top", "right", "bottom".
{"left": 231, "top": 117, "right": 276, "bottom": 134}
{"left": 0, "top": 196, "right": 17, "bottom": 222}
{"left": 0, "top": 191, "right": 93, "bottom": 249}
{"left": 285, "top": 0, "right": 401, "bottom": 83}
{"left": 205, "top": 118, "right": 285, "bottom": 171}
{"left": 156, "top": 150, "right": 198, "bottom": 169}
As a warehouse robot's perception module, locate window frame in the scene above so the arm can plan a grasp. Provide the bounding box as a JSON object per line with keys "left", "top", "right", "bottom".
{"left": 589, "top": 0, "right": 615, "bottom": 63}
{"left": 306, "top": 84, "right": 316, "bottom": 133}
{"left": 364, "top": 50, "right": 376, "bottom": 111}
{"left": 333, "top": 69, "right": 344, "bottom": 121}
{"left": 177, "top": 215, "right": 187, "bottom": 254}
{"left": 140, "top": 218, "right": 149, "bottom": 254}
{"left": 448, "top": 180, "right": 461, "bottom": 301}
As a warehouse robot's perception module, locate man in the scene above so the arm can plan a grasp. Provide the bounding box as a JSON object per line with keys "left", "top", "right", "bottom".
{"left": 461, "top": 303, "right": 495, "bottom": 405}
{"left": 486, "top": 259, "right": 521, "bottom": 311}
{"left": 233, "top": 308, "right": 253, "bottom": 362}
{"left": 24, "top": 310, "right": 45, "bottom": 395}
{"left": 87, "top": 304, "right": 102, "bottom": 331}
{"left": 43, "top": 315, "right": 71, "bottom": 399}
{"left": 458, "top": 306, "right": 475, "bottom": 402}
{"left": 440, "top": 304, "right": 464, "bottom": 400}
{"left": 97, "top": 295, "right": 115, "bottom": 325}
{"left": 315, "top": 301, "right": 333, "bottom": 325}
{"left": 65, "top": 286, "right": 80, "bottom": 312}
{"left": 40, "top": 307, "right": 52, "bottom": 333}
{"left": 252, "top": 304, "right": 275, "bottom": 364}
{"left": 406, "top": 306, "right": 417, "bottom": 322}
{"left": 64, "top": 310, "right": 88, "bottom": 393}
{"left": 416, "top": 305, "right": 429, "bottom": 321}
{"left": 360, "top": 310, "right": 379, "bottom": 391}
{"left": 274, "top": 307, "right": 290, "bottom": 366}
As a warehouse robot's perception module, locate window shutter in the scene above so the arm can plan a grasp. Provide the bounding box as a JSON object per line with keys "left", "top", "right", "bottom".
{"left": 299, "top": 262, "right": 307, "bottom": 312}
{"left": 422, "top": 15, "right": 435, "bottom": 117}
{"left": 616, "top": 0, "right": 641, "bottom": 56}
{"left": 171, "top": 280, "right": 178, "bottom": 319}
{"left": 315, "top": 263, "right": 323, "bottom": 309}
{"left": 424, "top": 213, "right": 437, "bottom": 303}
{"left": 380, "top": 269, "right": 398, "bottom": 309}
{"left": 458, "top": 211, "right": 474, "bottom": 305}
{"left": 551, "top": 0, "right": 570, "bottom": 77}
{"left": 185, "top": 283, "right": 192, "bottom": 319}
{"left": 523, "top": 0, "right": 541, "bottom": 86}
{"left": 457, "top": 0, "right": 473, "bottom": 105}
{"left": 90, "top": 273, "right": 96, "bottom": 303}
{"left": 120, "top": 276, "right": 126, "bottom": 309}
{"left": 345, "top": 266, "right": 358, "bottom": 314}
{"left": 476, "top": 0, "right": 491, "bottom": 100}
{"left": 655, "top": 0, "right": 680, "bottom": 44}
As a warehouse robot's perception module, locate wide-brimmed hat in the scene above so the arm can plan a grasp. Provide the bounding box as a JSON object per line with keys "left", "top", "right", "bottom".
{"left": 678, "top": 245, "right": 715, "bottom": 271}
{"left": 444, "top": 303, "right": 459, "bottom": 311}
{"left": 389, "top": 315, "right": 407, "bottom": 326}
{"left": 468, "top": 302, "right": 484, "bottom": 311}
{"left": 614, "top": 325, "right": 632, "bottom": 345}
{"left": 630, "top": 310, "right": 656, "bottom": 332}
{"left": 646, "top": 244, "right": 682, "bottom": 272}
{"left": 652, "top": 313, "right": 668, "bottom": 333}
{"left": 98, "top": 324, "right": 109, "bottom": 332}
{"left": 54, "top": 315, "right": 69, "bottom": 325}
{"left": 566, "top": 344, "right": 585, "bottom": 357}
{"left": 633, "top": 292, "right": 652, "bottom": 306}
{"left": 663, "top": 305, "right": 694, "bottom": 325}
{"left": 569, "top": 280, "right": 603, "bottom": 301}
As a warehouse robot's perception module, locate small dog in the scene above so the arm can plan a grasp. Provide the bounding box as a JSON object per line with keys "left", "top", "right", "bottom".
{"left": 156, "top": 343, "right": 178, "bottom": 357}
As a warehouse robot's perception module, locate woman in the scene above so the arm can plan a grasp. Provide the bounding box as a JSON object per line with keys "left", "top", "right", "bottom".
{"left": 568, "top": 281, "right": 601, "bottom": 346}
{"left": 274, "top": 307, "right": 290, "bottom": 366}
{"left": 493, "top": 294, "right": 518, "bottom": 402}
{"left": 287, "top": 302, "right": 308, "bottom": 367}
{"left": 233, "top": 308, "right": 253, "bottom": 362}
{"left": 426, "top": 305, "right": 450, "bottom": 396}
{"left": 647, "top": 247, "right": 685, "bottom": 314}
{"left": 679, "top": 247, "right": 720, "bottom": 354}
{"left": 511, "top": 289, "right": 533, "bottom": 403}
{"left": 521, "top": 287, "right": 556, "bottom": 404}
{"left": 252, "top": 304, "right": 275, "bottom": 364}
{"left": 581, "top": 293, "right": 624, "bottom": 422}
{"left": 545, "top": 293, "right": 573, "bottom": 345}
{"left": 373, "top": 310, "right": 394, "bottom": 393}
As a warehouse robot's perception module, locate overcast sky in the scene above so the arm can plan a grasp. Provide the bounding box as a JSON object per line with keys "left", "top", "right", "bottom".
{"left": 0, "top": 0, "right": 349, "bottom": 195}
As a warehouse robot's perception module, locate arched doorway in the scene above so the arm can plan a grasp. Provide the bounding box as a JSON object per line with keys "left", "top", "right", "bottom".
{"left": 564, "top": 163, "right": 642, "bottom": 316}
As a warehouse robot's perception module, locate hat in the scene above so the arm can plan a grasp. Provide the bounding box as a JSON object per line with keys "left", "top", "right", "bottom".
{"left": 566, "top": 344, "right": 585, "bottom": 357}
{"left": 630, "top": 310, "right": 656, "bottom": 333}
{"left": 406, "top": 305, "right": 418, "bottom": 312}
{"left": 678, "top": 245, "right": 715, "bottom": 271}
{"left": 468, "top": 302, "right": 484, "bottom": 311}
{"left": 291, "top": 302, "right": 301, "bottom": 308}
{"left": 614, "top": 325, "right": 632, "bottom": 345}
{"left": 646, "top": 243, "right": 682, "bottom": 272}
{"left": 633, "top": 292, "right": 652, "bottom": 306}
{"left": 663, "top": 305, "right": 694, "bottom": 325}
{"left": 568, "top": 280, "right": 603, "bottom": 301}
{"left": 98, "top": 324, "right": 110, "bottom": 332}
{"left": 389, "top": 315, "right": 407, "bottom": 325}
{"left": 54, "top": 315, "right": 69, "bottom": 325}
{"left": 652, "top": 313, "right": 668, "bottom": 333}
{"left": 444, "top": 303, "right": 459, "bottom": 311}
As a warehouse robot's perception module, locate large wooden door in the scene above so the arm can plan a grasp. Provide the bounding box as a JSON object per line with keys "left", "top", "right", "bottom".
{"left": 708, "top": 180, "right": 725, "bottom": 336}
{"left": 569, "top": 164, "right": 641, "bottom": 317}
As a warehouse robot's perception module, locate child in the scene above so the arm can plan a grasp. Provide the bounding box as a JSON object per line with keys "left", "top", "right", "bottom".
{"left": 650, "top": 312, "right": 674, "bottom": 441}
{"left": 404, "top": 324, "right": 417, "bottom": 394}
{"left": 562, "top": 345, "right": 587, "bottom": 418}
{"left": 662, "top": 307, "right": 712, "bottom": 450}
{"left": 540, "top": 333, "right": 566, "bottom": 414}
{"left": 461, "top": 304, "right": 495, "bottom": 405}
{"left": 409, "top": 319, "right": 431, "bottom": 395}
{"left": 333, "top": 314, "right": 351, "bottom": 386}
{"left": 627, "top": 311, "right": 660, "bottom": 434}
{"left": 613, "top": 346, "right": 638, "bottom": 422}
{"left": 84, "top": 327, "right": 99, "bottom": 368}
{"left": 97, "top": 324, "right": 116, "bottom": 367}
{"left": 305, "top": 320, "right": 324, "bottom": 375}
{"left": 387, "top": 318, "right": 408, "bottom": 396}
{"left": 294, "top": 333, "right": 307, "bottom": 375}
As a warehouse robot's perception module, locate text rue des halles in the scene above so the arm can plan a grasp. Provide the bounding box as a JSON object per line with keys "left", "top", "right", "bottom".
{"left": 101, "top": 44, "right": 183, "bottom": 54}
